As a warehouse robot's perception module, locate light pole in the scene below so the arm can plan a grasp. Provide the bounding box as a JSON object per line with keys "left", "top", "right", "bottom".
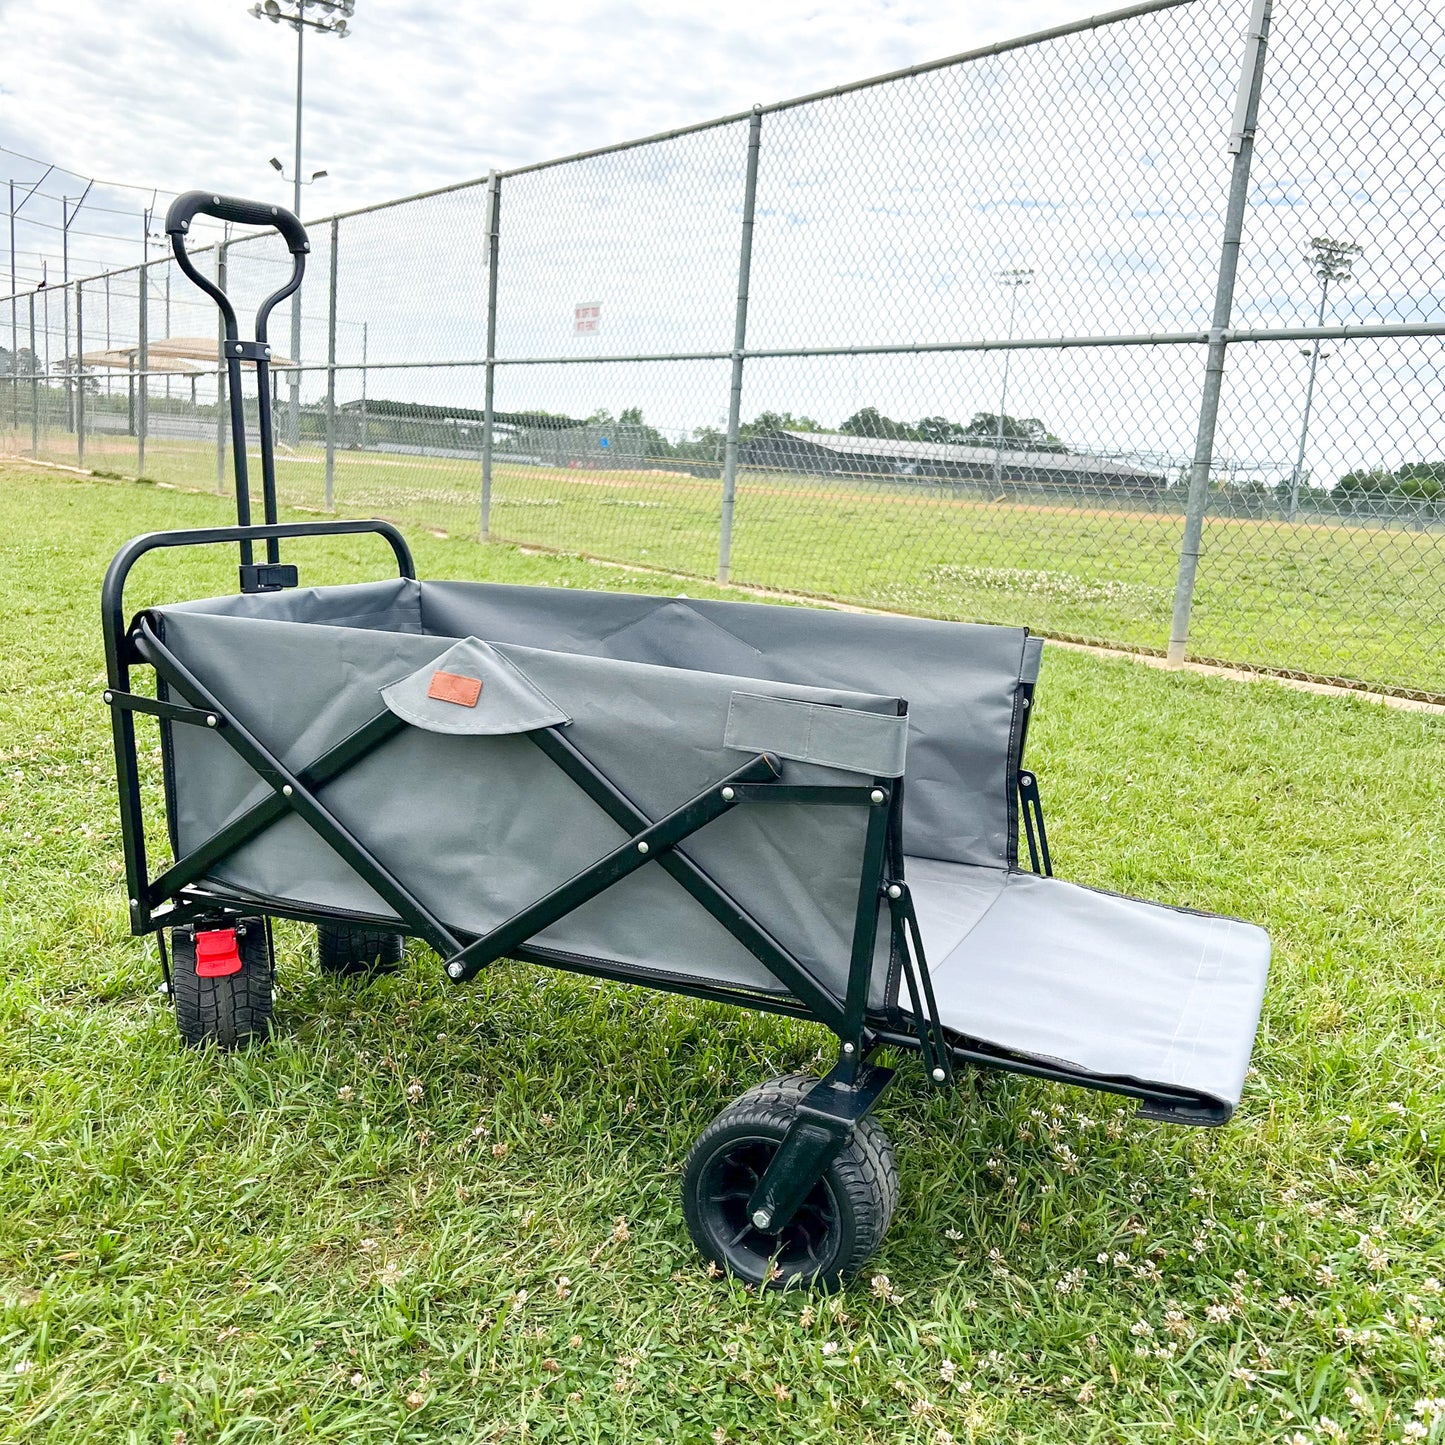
{"left": 993, "top": 268, "right": 1033, "bottom": 489}
{"left": 360, "top": 319, "right": 368, "bottom": 448}
{"left": 1288, "top": 235, "right": 1361, "bottom": 521}
{"left": 60, "top": 184, "right": 92, "bottom": 431}
{"left": 249, "top": 0, "right": 352, "bottom": 446}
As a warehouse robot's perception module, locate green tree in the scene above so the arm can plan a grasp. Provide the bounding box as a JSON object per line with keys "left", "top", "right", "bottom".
{"left": 0, "top": 346, "right": 42, "bottom": 379}
{"left": 1336, "top": 467, "right": 1396, "bottom": 499}
{"left": 839, "top": 407, "right": 917, "bottom": 441}
{"left": 685, "top": 424, "right": 726, "bottom": 460}
{"left": 916, "top": 415, "right": 965, "bottom": 444}
{"left": 1395, "top": 461, "right": 1445, "bottom": 500}
{"left": 960, "top": 412, "right": 1066, "bottom": 452}
{"left": 614, "top": 406, "right": 675, "bottom": 460}
{"left": 746, "top": 409, "right": 822, "bottom": 435}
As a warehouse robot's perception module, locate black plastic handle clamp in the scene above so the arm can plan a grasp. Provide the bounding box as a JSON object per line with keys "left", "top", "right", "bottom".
{"left": 165, "top": 190, "right": 310, "bottom": 255}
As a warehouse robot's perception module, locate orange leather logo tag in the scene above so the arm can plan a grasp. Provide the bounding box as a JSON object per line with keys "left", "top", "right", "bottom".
{"left": 427, "top": 670, "right": 482, "bottom": 707}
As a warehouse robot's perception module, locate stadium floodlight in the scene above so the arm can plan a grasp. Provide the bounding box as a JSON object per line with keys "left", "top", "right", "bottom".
{"left": 1287, "top": 235, "right": 1362, "bottom": 520}
{"left": 248, "top": 0, "right": 357, "bottom": 443}
{"left": 270, "top": 161, "right": 329, "bottom": 186}
{"left": 993, "top": 268, "right": 1034, "bottom": 489}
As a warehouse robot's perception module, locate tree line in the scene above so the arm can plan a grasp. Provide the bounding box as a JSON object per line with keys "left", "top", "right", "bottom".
{"left": 578, "top": 404, "right": 1068, "bottom": 461}
{"left": 1334, "top": 462, "right": 1445, "bottom": 502}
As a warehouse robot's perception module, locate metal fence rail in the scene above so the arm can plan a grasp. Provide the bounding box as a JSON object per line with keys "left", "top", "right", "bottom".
{"left": 3, "top": 0, "right": 1443, "bottom": 701}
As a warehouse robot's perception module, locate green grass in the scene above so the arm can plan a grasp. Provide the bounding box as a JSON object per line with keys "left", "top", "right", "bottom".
{"left": 15, "top": 426, "right": 1445, "bottom": 698}
{"left": 1, "top": 460, "right": 1443, "bottom": 1443}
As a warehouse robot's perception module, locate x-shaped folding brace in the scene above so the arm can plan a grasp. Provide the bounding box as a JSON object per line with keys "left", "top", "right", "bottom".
{"left": 121, "top": 617, "right": 942, "bottom": 1063}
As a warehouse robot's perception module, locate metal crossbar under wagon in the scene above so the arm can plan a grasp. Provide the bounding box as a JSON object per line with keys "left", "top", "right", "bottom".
{"left": 100, "top": 194, "right": 1271, "bottom": 1287}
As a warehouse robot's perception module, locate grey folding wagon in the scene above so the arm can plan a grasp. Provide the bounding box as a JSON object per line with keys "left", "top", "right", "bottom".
{"left": 102, "top": 195, "right": 1271, "bottom": 1287}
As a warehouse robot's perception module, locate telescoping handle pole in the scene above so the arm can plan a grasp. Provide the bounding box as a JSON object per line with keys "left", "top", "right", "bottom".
{"left": 164, "top": 191, "right": 310, "bottom": 591}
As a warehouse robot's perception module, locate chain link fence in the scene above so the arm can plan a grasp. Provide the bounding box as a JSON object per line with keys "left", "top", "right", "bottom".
{"left": 3, "top": 0, "right": 1443, "bottom": 700}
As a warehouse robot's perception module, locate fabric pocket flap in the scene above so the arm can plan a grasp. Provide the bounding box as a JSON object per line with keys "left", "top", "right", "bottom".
{"left": 381, "top": 637, "right": 570, "bottom": 735}
{"left": 724, "top": 692, "right": 906, "bottom": 777}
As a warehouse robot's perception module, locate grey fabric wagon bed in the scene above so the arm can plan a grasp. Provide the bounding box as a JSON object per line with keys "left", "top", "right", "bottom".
{"left": 101, "top": 190, "right": 1271, "bottom": 1288}
{"left": 148, "top": 578, "right": 1269, "bottom": 1130}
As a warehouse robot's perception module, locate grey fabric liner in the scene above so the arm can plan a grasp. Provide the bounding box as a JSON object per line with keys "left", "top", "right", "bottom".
{"left": 381, "top": 637, "right": 570, "bottom": 735}
{"left": 724, "top": 692, "right": 907, "bottom": 778}
{"left": 157, "top": 577, "right": 1269, "bottom": 1111}
{"left": 166, "top": 578, "right": 1032, "bottom": 870}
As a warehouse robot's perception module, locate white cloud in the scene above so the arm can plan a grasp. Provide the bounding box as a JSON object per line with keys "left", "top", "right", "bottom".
{"left": 2, "top": 0, "right": 1096, "bottom": 255}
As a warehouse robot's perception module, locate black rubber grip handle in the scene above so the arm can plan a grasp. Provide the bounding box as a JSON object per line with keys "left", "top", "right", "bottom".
{"left": 165, "top": 191, "right": 309, "bottom": 254}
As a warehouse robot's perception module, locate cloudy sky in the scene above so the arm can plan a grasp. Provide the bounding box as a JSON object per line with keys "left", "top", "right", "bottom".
{"left": 3, "top": 0, "right": 1441, "bottom": 486}
{"left": 1, "top": 0, "right": 1108, "bottom": 287}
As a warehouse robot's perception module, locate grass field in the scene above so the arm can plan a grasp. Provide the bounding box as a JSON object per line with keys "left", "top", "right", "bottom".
{"left": 12, "top": 425, "right": 1445, "bottom": 698}
{"left": 1, "top": 459, "right": 1443, "bottom": 1443}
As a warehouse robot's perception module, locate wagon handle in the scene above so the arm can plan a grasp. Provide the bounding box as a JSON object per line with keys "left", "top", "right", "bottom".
{"left": 164, "top": 191, "right": 312, "bottom": 581}
{"left": 165, "top": 191, "right": 310, "bottom": 342}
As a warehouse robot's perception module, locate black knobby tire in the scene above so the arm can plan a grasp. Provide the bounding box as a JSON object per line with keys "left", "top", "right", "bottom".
{"left": 681, "top": 1073, "right": 898, "bottom": 1290}
{"left": 316, "top": 922, "right": 405, "bottom": 978}
{"left": 171, "top": 919, "right": 274, "bottom": 1050}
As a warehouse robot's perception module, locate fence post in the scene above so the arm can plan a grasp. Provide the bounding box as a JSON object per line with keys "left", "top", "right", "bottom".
{"left": 360, "top": 321, "right": 368, "bottom": 449}
{"left": 8, "top": 180, "right": 16, "bottom": 431}
{"left": 1167, "top": 0, "right": 1272, "bottom": 665}
{"left": 479, "top": 170, "right": 501, "bottom": 542}
{"left": 63, "top": 276, "right": 73, "bottom": 436}
{"left": 215, "top": 242, "right": 228, "bottom": 493}
{"left": 718, "top": 106, "right": 763, "bottom": 584}
{"left": 137, "top": 263, "right": 149, "bottom": 476}
{"left": 28, "top": 293, "right": 37, "bottom": 454}
{"left": 325, "top": 215, "right": 339, "bottom": 511}
{"left": 75, "top": 280, "right": 85, "bottom": 468}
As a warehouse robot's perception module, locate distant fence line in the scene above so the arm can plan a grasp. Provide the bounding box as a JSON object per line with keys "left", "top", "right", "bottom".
{"left": 4, "top": 0, "right": 1444, "bottom": 701}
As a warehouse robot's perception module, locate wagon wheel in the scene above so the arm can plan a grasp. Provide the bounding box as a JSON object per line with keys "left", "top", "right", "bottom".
{"left": 171, "top": 918, "right": 274, "bottom": 1050}
{"left": 316, "top": 922, "right": 405, "bottom": 979}
{"left": 681, "top": 1074, "right": 898, "bottom": 1290}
